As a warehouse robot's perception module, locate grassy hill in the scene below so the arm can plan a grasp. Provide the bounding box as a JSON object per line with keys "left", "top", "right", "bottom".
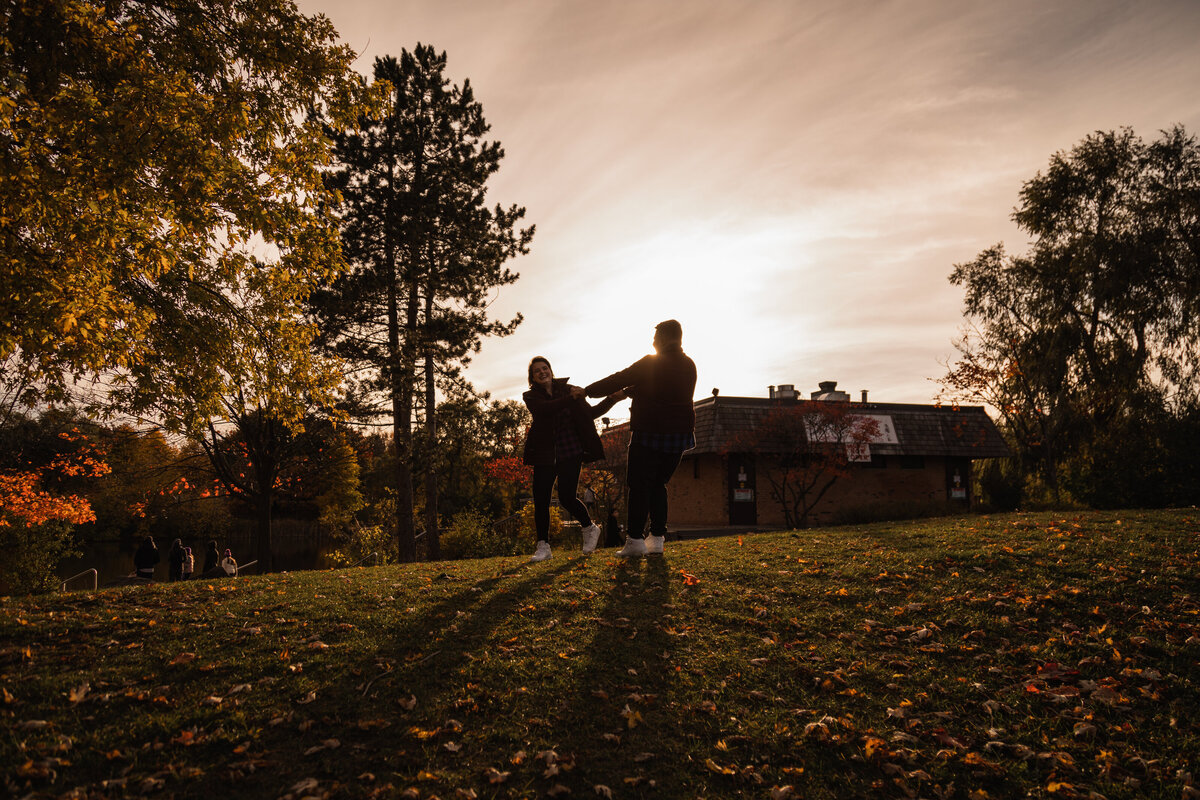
{"left": 3, "top": 510, "right": 1199, "bottom": 799}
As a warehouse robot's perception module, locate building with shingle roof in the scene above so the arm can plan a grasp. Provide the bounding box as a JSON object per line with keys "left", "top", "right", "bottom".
{"left": 599, "top": 381, "right": 1009, "bottom": 530}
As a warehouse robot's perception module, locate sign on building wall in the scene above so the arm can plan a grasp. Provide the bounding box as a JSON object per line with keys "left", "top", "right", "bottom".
{"left": 805, "top": 414, "right": 899, "bottom": 461}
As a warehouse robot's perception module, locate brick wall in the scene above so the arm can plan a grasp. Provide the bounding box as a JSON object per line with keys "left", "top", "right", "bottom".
{"left": 668, "top": 453, "right": 729, "bottom": 525}
{"left": 665, "top": 454, "right": 956, "bottom": 527}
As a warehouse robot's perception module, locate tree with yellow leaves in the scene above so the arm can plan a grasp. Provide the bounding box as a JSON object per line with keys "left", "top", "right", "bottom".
{"left": 1, "top": 0, "right": 372, "bottom": 424}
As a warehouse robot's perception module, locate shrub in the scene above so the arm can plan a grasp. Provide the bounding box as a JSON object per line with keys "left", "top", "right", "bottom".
{"left": 442, "top": 504, "right": 568, "bottom": 560}
{"left": 325, "top": 523, "right": 395, "bottom": 568}
{"left": 0, "top": 520, "right": 79, "bottom": 594}
{"left": 976, "top": 458, "right": 1023, "bottom": 512}
{"left": 441, "top": 509, "right": 517, "bottom": 559}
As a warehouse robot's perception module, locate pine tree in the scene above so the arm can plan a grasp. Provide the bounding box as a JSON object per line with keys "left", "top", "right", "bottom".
{"left": 316, "top": 47, "right": 531, "bottom": 562}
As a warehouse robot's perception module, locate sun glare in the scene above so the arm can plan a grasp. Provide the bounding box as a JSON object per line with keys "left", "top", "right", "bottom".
{"left": 537, "top": 222, "right": 823, "bottom": 402}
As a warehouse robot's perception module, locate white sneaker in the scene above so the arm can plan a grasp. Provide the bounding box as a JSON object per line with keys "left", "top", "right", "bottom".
{"left": 531, "top": 541, "right": 552, "bottom": 562}
{"left": 581, "top": 523, "right": 601, "bottom": 554}
{"left": 616, "top": 537, "right": 647, "bottom": 557}
{"left": 646, "top": 535, "right": 665, "bottom": 554}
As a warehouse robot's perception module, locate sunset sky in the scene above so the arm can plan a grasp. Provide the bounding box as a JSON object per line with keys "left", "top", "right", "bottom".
{"left": 298, "top": 0, "right": 1200, "bottom": 411}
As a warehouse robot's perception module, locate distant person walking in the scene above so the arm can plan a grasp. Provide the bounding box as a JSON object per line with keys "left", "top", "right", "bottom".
{"left": 133, "top": 536, "right": 159, "bottom": 581}
{"left": 182, "top": 547, "right": 194, "bottom": 580}
{"left": 167, "top": 538, "right": 185, "bottom": 581}
{"left": 522, "top": 356, "right": 625, "bottom": 562}
{"left": 202, "top": 540, "right": 220, "bottom": 577}
{"left": 585, "top": 319, "right": 696, "bottom": 557}
{"left": 220, "top": 549, "right": 238, "bottom": 576}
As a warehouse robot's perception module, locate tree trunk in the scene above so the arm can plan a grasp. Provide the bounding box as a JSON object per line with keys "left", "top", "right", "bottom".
{"left": 387, "top": 246, "right": 417, "bottom": 562}
{"left": 392, "top": 383, "right": 416, "bottom": 562}
{"left": 388, "top": 297, "right": 416, "bottom": 562}
{"left": 424, "top": 352, "right": 440, "bottom": 559}
{"left": 384, "top": 121, "right": 417, "bottom": 564}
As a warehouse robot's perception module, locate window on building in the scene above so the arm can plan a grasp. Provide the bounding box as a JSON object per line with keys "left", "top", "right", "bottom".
{"left": 899, "top": 455, "right": 925, "bottom": 469}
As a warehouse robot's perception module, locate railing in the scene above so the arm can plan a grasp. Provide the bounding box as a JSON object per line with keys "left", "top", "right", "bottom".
{"left": 491, "top": 513, "right": 521, "bottom": 539}
{"left": 346, "top": 552, "right": 380, "bottom": 568}
{"left": 59, "top": 568, "right": 97, "bottom": 593}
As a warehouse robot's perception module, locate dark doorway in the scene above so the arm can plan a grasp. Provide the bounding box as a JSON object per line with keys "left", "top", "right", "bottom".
{"left": 946, "top": 458, "right": 970, "bottom": 507}
{"left": 728, "top": 456, "right": 757, "bottom": 525}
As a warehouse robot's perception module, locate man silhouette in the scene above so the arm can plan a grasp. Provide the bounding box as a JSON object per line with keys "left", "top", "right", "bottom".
{"left": 585, "top": 320, "right": 696, "bottom": 556}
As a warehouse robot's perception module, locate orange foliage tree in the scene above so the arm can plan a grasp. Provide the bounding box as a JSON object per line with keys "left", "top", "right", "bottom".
{"left": 0, "top": 430, "right": 110, "bottom": 529}
{"left": 0, "top": 425, "right": 111, "bottom": 593}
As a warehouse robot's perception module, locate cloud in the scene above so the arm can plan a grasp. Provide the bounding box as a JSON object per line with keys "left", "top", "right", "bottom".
{"left": 301, "top": 0, "right": 1200, "bottom": 406}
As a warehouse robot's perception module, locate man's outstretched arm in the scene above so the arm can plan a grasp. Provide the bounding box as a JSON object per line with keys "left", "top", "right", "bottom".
{"left": 584, "top": 357, "right": 649, "bottom": 398}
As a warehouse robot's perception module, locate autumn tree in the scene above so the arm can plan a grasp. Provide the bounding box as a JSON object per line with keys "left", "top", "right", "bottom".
{"left": 0, "top": 408, "right": 111, "bottom": 592}
{"left": 86, "top": 424, "right": 184, "bottom": 539}
{"left": 1, "top": 0, "right": 371, "bottom": 416}
{"left": 729, "top": 402, "right": 881, "bottom": 529}
{"left": 419, "top": 382, "right": 529, "bottom": 520}
{"left": 181, "top": 409, "right": 362, "bottom": 572}
{"left": 316, "top": 47, "right": 532, "bottom": 562}
{"left": 941, "top": 127, "right": 1200, "bottom": 505}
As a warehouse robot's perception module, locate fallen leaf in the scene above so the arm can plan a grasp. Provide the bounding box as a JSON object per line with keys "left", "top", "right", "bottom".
{"left": 864, "top": 737, "right": 887, "bottom": 759}
{"left": 484, "top": 767, "right": 510, "bottom": 784}
{"left": 705, "top": 758, "right": 736, "bottom": 775}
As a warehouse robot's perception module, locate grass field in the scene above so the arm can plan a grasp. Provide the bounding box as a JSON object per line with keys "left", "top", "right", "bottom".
{"left": 3, "top": 509, "right": 1199, "bottom": 799}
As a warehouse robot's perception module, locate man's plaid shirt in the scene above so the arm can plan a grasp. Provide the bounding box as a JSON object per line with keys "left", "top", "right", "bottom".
{"left": 631, "top": 430, "right": 696, "bottom": 453}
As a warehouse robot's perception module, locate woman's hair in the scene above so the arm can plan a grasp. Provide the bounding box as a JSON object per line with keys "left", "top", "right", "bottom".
{"left": 527, "top": 356, "right": 552, "bottom": 387}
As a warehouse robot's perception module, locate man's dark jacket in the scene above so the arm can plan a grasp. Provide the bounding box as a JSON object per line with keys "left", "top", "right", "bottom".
{"left": 585, "top": 346, "right": 696, "bottom": 433}
{"left": 522, "top": 378, "right": 618, "bottom": 465}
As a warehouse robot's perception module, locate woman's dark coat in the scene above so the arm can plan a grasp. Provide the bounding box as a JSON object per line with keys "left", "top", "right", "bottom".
{"left": 203, "top": 542, "right": 221, "bottom": 575}
{"left": 133, "top": 538, "right": 159, "bottom": 571}
{"left": 522, "top": 378, "right": 618, "bottom": 466}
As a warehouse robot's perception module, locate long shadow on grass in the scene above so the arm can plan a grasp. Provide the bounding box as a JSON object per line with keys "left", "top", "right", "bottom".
{"left": 207, "top": 557, "right": 596, "bottom": 797}
{"left": 535, "top": 553, "right": 687, "bottom": 795}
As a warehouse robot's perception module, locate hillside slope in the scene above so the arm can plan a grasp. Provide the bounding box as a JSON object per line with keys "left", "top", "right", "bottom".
{"left": 3, "top": 510, "right": 1199, "bottom": 799}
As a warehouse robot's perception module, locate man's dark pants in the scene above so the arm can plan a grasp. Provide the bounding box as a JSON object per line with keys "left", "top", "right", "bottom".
{"left": 625, "top": 443, "right": 684, "bottom": 540}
